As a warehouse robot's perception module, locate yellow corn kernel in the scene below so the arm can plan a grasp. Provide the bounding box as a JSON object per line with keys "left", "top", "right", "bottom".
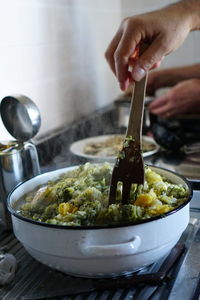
{"left": 58, "top": 203, "right": 77, "bottom": 215}
{"left": 135, "top": 194, "right": 153, "bottom": 207}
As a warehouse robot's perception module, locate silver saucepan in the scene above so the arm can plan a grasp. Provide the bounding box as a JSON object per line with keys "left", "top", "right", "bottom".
{"left": 7, "top": 165, "right": 192, "bottom": 278}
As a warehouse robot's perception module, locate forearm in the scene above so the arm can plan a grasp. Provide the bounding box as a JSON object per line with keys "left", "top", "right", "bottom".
{"left": 179, "top": 63, "right": 200, "bottom": 78}
{"left": 159, "top": 64, "right": 200, "bottom": 85}
{"left": 176, "top": 0, "right": 200, "bottom": 30}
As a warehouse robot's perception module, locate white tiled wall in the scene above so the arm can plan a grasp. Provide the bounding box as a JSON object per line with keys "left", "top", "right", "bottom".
{"left": 0, "top": 0, "right": 199, "bottom": 141}
{"left": 0, "top": 0, "right": 121, "bottom": 140}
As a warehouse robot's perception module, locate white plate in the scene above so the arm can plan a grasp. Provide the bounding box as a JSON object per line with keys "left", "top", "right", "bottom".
{"left": 70, "top": 134, "right": 159, "bottom": 162}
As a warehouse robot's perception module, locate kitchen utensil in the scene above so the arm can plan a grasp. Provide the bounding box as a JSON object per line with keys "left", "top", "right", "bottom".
{"left": 191, "top": 272, "right": 200, "bottom": 300}
{"left": 0, "top": 94, "right": 41, "bottom": 141}
{"left": 0, "top": 141, "right": 40, "bottom": 229}
{"left": 114, "top": 96, "right": 153, "bottom": 131}
{"left": 7, "top": 165, "right": 192, "bottom": 278}
{"left": 150, "top": 113, "right": 200, "bottom": 151}
{"left": 109, "top": 51, "right": 148, "bottom": 204}
{"left": 0, "top": 95, "right": 41, "bottom": 229}
{"left": 152, "top": 123, "right": 184, "bottom": 151}
{"left": 0, "top": 252, "right": 17, "bottom": 285}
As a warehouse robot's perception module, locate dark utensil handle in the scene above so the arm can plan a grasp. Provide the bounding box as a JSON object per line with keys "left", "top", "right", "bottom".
{"left": 156, "top": 243, "right": 185, "bottom": 279}
{"left": 191, "top": 272, "right": 200, "bottom": 300}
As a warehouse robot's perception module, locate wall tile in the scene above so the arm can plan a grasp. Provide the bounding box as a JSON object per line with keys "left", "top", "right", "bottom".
{"left": 0, "top": 0, "right": 121, "bottom": 140}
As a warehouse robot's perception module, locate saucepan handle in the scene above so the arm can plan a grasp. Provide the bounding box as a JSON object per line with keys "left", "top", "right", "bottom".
{"left": 24, "top": 141, "right": 41, "bottom": 177}
{"left": 80, "top": 236, "right": 141, "bottom": 257}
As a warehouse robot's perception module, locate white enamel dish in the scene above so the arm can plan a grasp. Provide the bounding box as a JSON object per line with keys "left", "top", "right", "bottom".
{"left": 7, "top": 165, "right": 192, "bottom": 278}
{"left": 70, "top": 134, "right": 159, "bottom": 162}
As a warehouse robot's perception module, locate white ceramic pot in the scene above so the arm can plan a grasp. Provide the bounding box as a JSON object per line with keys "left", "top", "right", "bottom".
{"left": 7, "top": 166, "right": 192, "bottom": 278}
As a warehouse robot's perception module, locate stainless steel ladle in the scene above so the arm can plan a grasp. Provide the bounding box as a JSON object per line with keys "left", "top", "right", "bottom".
{"left": 0, "top": 94, "right": 41, "bottom": 141}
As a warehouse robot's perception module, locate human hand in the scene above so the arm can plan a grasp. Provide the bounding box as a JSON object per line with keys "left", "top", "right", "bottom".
{"left": 105, "top": 2, "right": 196, "bottom": 91}
{"left": 148, "top": 79, "right": 200, "bottom": 118}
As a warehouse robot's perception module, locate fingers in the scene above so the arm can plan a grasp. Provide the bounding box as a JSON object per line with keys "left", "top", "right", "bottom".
{"left": 150, "top": 57, "right": 164, "bottom": 70}
{"left": 105, "top": 28, "right": 123, "bottom": 76}
{"left": 105, "top": 21, "right": 141, "bottom": 90}
{"left": 114, "top": 31, "right": 139, "bottom": 90}
{"left": 105, "top": 20, "right": 167, "bottom": 90}
{"left": 105, "top": 30, "right": 132, "bottom": 91}
{"left": 131, "top": 38, "right": 168, "bottom": 81}
{"left": 105, "top": 20, "right": 168, "bottom": 89}
{"left": 149, "top": 95, "right": 174, "bottom": 117}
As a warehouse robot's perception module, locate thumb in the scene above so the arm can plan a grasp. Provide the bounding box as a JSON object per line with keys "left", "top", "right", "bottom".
{"left": 131, "top": 39, "right": 168, "bottom": 81}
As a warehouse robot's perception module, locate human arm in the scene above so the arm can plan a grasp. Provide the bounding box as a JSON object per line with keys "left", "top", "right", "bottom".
{"left": 105, "top": 0, "right": 200, "bottom": 91}
{"left": 147, "top": 63, "right": 200, "bottom": 95}
{"left": 148, "top": 78, "right": 200, "bottom": 118}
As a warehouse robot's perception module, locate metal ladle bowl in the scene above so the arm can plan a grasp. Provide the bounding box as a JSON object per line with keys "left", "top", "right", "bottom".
{"left": 0, "top": 95, "right": 41, "bottom": 141}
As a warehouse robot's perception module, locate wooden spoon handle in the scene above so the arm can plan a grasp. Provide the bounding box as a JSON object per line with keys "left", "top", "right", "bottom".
{"left": 126, "top": 74, "right": 148, "bottom": 142}
{"left": 126, "top": 43, "right": 148, "bottom": 147}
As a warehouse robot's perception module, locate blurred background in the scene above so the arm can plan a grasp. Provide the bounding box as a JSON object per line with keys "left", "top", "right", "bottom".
{"left": 0, "top": 0, "right": 199, "bottom": 141}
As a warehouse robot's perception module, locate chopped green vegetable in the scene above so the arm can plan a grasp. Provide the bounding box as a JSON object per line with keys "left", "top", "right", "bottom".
{"left": 19, "top": 163, "right": 189, "bottom": 226}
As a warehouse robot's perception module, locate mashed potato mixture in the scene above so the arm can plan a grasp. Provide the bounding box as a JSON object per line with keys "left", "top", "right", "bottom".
{"left": 84, "top": 135, "right": 156, "bottom": 157}
{"left": 20, "top": 163, "right": 189, "bottom": 226}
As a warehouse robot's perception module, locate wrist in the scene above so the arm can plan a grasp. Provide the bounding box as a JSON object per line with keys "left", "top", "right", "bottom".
{"left": 180, "top": 0, "right": 200, "bottom": 30}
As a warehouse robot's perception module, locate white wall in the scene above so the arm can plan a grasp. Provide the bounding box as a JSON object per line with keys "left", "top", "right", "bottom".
{"left": 0, "top": 0, "right": 199, "bottom": 141}
{"left": 0, "top": 0, "right": 121, "bottom": 140}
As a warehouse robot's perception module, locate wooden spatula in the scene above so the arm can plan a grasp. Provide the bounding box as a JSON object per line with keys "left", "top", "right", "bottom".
{"left": 109, "top": 44, "right": 148, "bottom": 205}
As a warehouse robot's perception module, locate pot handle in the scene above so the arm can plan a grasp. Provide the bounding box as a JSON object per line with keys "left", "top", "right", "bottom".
{"left": 24, "top": 141, "right": 41, "bottom": 176}
{"left": 80, "top": 236, "right": 141, "bottom": 257}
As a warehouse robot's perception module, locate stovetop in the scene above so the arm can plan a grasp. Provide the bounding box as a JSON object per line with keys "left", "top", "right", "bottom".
{"left": 1, "top": 104, "right": 200, "bottom": 300}
{"left": 0, "top": 209, "right": 199, "bottom": 300}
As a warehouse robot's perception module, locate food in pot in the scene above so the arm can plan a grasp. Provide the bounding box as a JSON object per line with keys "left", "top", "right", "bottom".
{"left": 83, "top": 135, "right": 156, "bottom": 157}
{"left": 19, "top": 163, "right": 189, "bottom": 226}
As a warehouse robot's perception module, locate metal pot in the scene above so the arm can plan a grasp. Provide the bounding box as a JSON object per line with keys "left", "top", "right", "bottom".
{"left": 114, "top": 96, "right": 153, "bottom": 131}
{"left": 7, "top": 166, "right": 192, "bottom": 278}
{"left": 0, "top": 141, "right": 40, "bottom": 229}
